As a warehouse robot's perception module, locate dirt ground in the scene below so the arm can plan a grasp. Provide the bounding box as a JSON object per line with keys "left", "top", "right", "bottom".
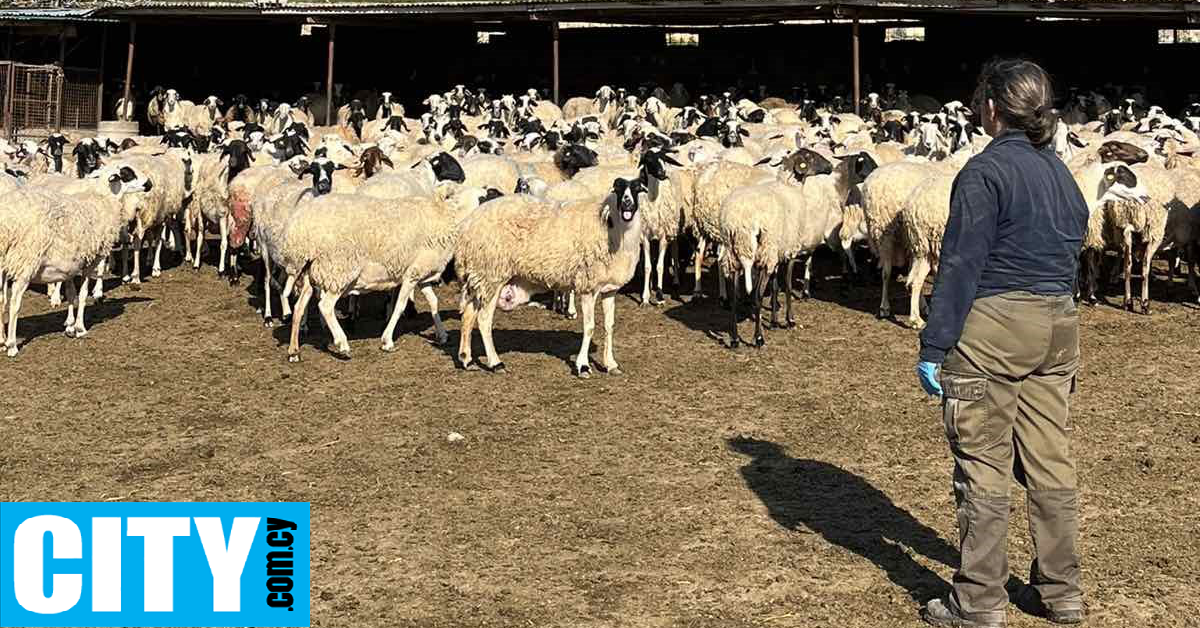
{"left": 1, "top": 252, "right": 1198, "bottom": 628}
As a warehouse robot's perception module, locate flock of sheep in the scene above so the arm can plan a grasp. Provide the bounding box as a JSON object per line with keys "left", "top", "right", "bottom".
{"left": 0, "top": 82, "right": 1195, "bottom": 376}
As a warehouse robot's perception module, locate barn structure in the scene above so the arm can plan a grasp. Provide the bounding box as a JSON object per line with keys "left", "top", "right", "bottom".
{"left": 0, "top": 0, "right": 1198, "bottom": 137}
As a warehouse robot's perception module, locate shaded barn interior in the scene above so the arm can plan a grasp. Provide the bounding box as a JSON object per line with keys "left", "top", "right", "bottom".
{"left": 5, "top": 15, "right": 1200, "bottom": 130}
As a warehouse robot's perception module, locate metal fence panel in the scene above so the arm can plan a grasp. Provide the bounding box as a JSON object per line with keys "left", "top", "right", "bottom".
{"left": 0, "top": 62, "right": 101, "bottom": 140}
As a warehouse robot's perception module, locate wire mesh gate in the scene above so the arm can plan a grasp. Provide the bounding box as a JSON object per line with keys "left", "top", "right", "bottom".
{"left": 0, "top": 61, "right": 101, "bottom": 141}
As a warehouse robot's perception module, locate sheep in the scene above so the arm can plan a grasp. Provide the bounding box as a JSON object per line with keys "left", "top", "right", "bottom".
{"left": 376, "top": 92, "right": 404, "bottom": 120}
{"left": 454, "top": 177, "right": 647, "bottom": 376}
{"left": 0, "top": 166, "right": 152, "bottom": 356}
{"left": 1075, "top": 161, "right": 1156, "bottom": 306}
{"left": 562, "top": 96, "right": 595, "bottom": 120}
{"left": 159, "top": 89, "right": 196, "bottom": 131}
{"left": 1105, "top": 162, "right": 1179, "bottom": 313}
{"left": 190, "top": 140, "right": 255, "bottom": 280}
{"left": 106, "top": 150, "right": 193, "bottom": 284}
{"left": 1160, "top": 166, "right": 1200, "bottom": 300}
{"left": 462, "top": 154, "right": 522, "bottom": 192}
{"left": 860, "top": 161, "right": 936, "bottom": 319}
{"left": 717, "top": 149, "right": 868, "bottom": 347}
{"left": 356, "top": 151, "right": 465, "bottom": 201}
{"left": 686, "top": 159, "right": 777, "bottom": 300}
{"left": 187, "top": 96, "right": 224, "bottom": 136}
{"left": 897, "top": 171, "right": 957, "bottom": 330}
{"left": 281, "top": 180, "right": 488, "bottom": 361}
{"left": 249, "top": 160, "right": 326, "bottom": 326}
{"left": 630, "top": 148, "right": 690, "bottom": 305}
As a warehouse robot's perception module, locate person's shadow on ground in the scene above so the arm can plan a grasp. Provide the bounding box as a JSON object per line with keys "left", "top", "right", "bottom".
{"left": 728, "top": 437, "right": 959, "bottom": 603}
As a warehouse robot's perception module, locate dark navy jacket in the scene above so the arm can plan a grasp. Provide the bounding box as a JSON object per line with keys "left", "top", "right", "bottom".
{"left": 918, "top": 130, "right": 1089, "bottom": 364}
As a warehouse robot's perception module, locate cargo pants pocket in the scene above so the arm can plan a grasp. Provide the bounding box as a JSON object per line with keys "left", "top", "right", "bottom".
{"left": 941, "top": 374, "right": 991, "bottom": 450}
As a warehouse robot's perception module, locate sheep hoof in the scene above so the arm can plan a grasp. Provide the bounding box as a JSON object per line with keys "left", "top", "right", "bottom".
{"left": 654, "top": 289, "right": 665, "bottom": 305}
{"left": 6, "top": 346, "right": 18, "bottom": 358}
{"left": 263, "top": 318, "right": 277, "bottom": 328}
{"left": 433, "top": 333, "right": 448, "bottom": 346}
{"left": 1141, "top": 299, "right": 1152, "bottom": 315}
{"left": 151, "top": 269, "right": 161, "bottom": 278}
{"left": 121, "top": 275, "right": 131, "bottom": 282}
{"left": 49, "top": 299, "right": 62, "bottom": 308}
{"left": 728, "top": 336, "right": 741, "bottom": 350}
{"left": 785, "top": 319, "right": 797, "bottom": 329}
{"left": 64, "top": 328, "right": 76, "bottom": 339}
{"left": 287, "top": 352, "right": 301, "bottom": 363}
{"left": 876, "top": 308, "right": 891, "bottom": 320}
{"left": 329, "top": 344, "right": 351, "bottom": 360}
{"left": 754, "top": 334, "right": 766, "bottom": 348}
{"left": 577, "top": 364, "right": 592, "bottom": 379}
{"left": 74, "top": 329, "right": 87, "bottom": 339}
{"left": 489, "top": 361, "right": 507, "bottom": 374}
{"left": 565, "top": 312, "right": 577, "bottom": 320}
{"left": 380, "top": 342, "right": 396, "bottom": 353}
{"left": 460, "top": 358, "right": 479, "bottom": 371}
{"left": 1123, "top": 298, "right": 1135, "bottom": 312}
{"left": 606, "top": 366, "right": 623, "bottom": 376}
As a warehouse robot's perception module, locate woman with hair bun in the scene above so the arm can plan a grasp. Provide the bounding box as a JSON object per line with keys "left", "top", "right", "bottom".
{"left": 917, "top": 59, "right": 1088, "bottom": 627}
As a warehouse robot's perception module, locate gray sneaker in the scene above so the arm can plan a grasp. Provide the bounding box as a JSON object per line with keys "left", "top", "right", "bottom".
{"left": 922, "top": 597, "right": 1006, "bottom": 628}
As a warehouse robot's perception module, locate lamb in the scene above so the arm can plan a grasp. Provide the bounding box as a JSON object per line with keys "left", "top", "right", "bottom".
{"left": 454, "top": 177, "right": 647, "bottom": 376}
{"left": 0, "top": 166, "right": 152, "bottom": 356}
{"left": 281, "top": 179, "right": 488, "bottom": 361}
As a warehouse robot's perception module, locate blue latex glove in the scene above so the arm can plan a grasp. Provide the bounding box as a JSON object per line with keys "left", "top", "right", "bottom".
{"left": 917, "top": 361, "right": 943, "bottom": 397}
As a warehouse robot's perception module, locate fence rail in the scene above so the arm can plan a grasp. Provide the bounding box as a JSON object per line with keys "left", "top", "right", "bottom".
{"left": 0, "top": 61, "right": 101, "bottom": 141}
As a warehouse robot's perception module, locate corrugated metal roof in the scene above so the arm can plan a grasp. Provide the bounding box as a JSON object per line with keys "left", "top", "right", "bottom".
{"left": 0, "top": 7, "right": 119, "bottom": 22}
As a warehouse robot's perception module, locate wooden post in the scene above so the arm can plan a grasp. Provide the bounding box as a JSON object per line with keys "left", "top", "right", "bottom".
{"left": 552, "top": 21, "right": 560, "bottom": 105}
{"left": 98, "top": 24, "right": 107, "bottom": 124}
{"left": 57, "top": 30, "right": 66, "bottom": 130}
{"left": 122, "top": 22, "right": 135, "bottom": 123}
{"left": 326, "top": 24, "right": 335, "bottom": 126}
{"left": 852, "top": 17, "right": 861, "bottom": 116}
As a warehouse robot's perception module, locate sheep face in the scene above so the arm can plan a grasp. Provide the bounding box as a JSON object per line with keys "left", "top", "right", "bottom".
{"left": 637, "top": 148, "right": 682, "bottom": 181}
{"left": 1098, "top": 140, "right": 1149, "bottom": 165}
{"left": 107, "top": 165, "right": 153, "bottom": 195}
{"left": 301, "top": 158, "right": 344, "bottom": 196}
{"left": 220, "top": 140, "right": 256, "bottom": 182}
{"left": 785, "top": 149, "right": 834, "bottom": 181}
{"left": 72, "top": 141, "right": 102, "bottom": 179}
{"left": 842, "top": 152, "right": 877, "bottom": 185}
{"left": 610, "top": 178, "right": 645, "bottom": 224}
{"left": 425, "top": 152, "right": 465, "bottom": 184}
{"left": 554, "top": 144, "right": 598, "bottom": 177}
{"left": 1099, "top": 165, "right": 1149, "bottom": 205}
{"left": 479, "top": 188, "right": 504, "bottom": 204}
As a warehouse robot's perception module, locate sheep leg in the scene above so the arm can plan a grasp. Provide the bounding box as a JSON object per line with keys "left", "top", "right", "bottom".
{"left": 655, "top": 239, "right": 668, "bottom": 305}
{"left": 669, "top": 239, "right": 682, "bottom": 300}
{"left": 128, "top": 221, "right": 143, "bottom": 285}
{"left": 6, "top": 278, "right": 28, "bottom": 357}
{"left": 753, "top": 265, "right": 766, "bottom": 348}
{"left": 317, "top": 290, "right": 351, "bottom": 358}
{"left": 193, "top": 214, "right": 204, "bottom": 270}
{"left": 62, "top": 279, "right": 78, "bottom": 333}
{"left": 640, "top": 237, "right": 653, "bottom": 306}
{"left": 906, "top": 257, "right": 931, "bottom": 330}
{"left": 877, "top": 239, "right": 894, "bottom": 319}
{"left": 802, "top": 255, "right": 815, "bottom": 298}
{"left": 728, "top": 269, "right": 741, "bottom": 349}
{"left": 0, "top": 272, "right": 6, "bottom": 347}
{"left": 170, "top": 220, "right": 185, "bottom": 256}
{"left": 218, "top": 216, "right": 229, "bottom": 275}
{"left": 48, "top": 282, "right": 62, "bottom": 307}
{"left": 601, "top": 291, "right": 621, "bottom": 375}
{"left": 692, "top": 237, "right": 706, "bottom": 301}
{"left": 280, "top": 274, "right": 296, "bottom": 320}
{"left": 476, "top": 289, "right": 505, "bottom": 373}
{"left": 717, "top": 245, "right": 728, "bottom": 305}
{"left": 566, "top": 291, "right": 576, "bottom": 319}
{"left": 381, "top": 279, "right": 418, "bottom": 352}
{"left": 69, "top": 278, "right": 88, "bottom": 338}
{"left": 769, "top": 268, "right": 781, "bottom": 329}
{"left": 421, "top": 284, "right": 448, "bottom": 346}
{"left": 261, "top": 250, "right": 275, "bottom": 326}
{"left": 784, "top": 259, "right": 796, "bottom": 328}
{"left": 458, "top": 293, "right": 480, "bottom": 370}
{"left": 575, "top": 291, "right": 597, "bottom": 378}
{"left": 287, "top": 275, "right": 315, "bottom": 363}
{"left": 1141, "top": 236, "right": 1162, "bottom": 315}
{"left": 1122, "top": 228, "right": 1135, "bottom": 312}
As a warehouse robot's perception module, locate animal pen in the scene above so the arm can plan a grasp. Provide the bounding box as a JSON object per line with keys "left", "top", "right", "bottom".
{"left": 1, "top": 1, "right": 1199, "bottom": 132}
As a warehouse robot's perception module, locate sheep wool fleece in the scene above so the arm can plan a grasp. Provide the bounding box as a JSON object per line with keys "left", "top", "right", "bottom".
{"left": 938, "top": 291, "right": 1082, "bottom": 619}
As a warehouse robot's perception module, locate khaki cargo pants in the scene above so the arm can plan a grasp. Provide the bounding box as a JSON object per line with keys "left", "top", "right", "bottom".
{"left": 940, "top": 291, "right": 1084, "bottom": 616}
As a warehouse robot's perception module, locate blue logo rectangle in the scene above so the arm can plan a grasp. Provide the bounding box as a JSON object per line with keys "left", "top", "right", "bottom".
{"left": 0, "top": 502, "right": 310, "bottom": 627}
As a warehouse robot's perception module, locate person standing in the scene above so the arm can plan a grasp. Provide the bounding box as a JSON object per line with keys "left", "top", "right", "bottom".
{"left": 916, "top": 59, "right": 1088, "bottom": 627}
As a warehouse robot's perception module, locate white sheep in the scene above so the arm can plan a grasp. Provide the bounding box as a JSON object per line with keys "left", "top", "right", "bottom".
{"left": 454, "top": 177, "right": 646, "bottom": 376}
{"left": 0, "top": 167, "right": 152, "bottom": 356}
{"left": 281, "top": 182, "right": 487, "bottom": 361}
